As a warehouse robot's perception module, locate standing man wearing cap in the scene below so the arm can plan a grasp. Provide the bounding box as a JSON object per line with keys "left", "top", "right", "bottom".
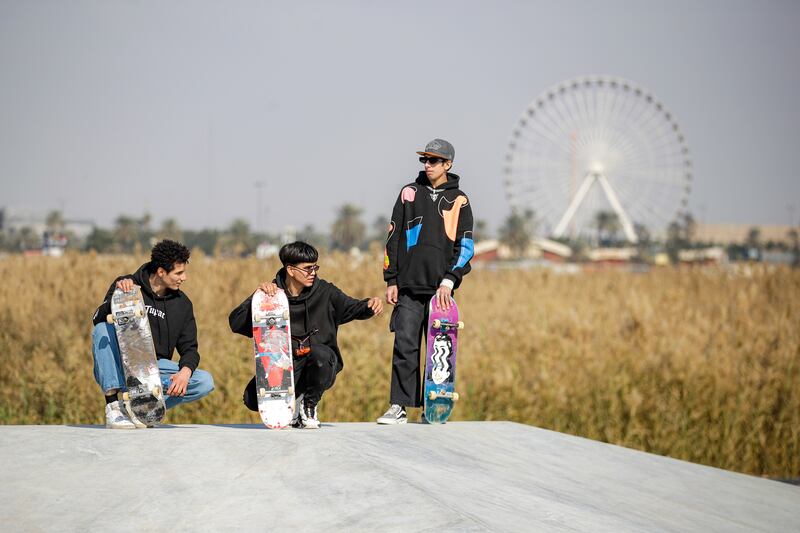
{"left": 377, "top": 139, "right": 474, "bottom": 424}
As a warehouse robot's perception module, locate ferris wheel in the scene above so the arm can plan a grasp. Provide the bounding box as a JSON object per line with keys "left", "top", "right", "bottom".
{"left": 503, "top": 76, "right": 692, "bottom": 243}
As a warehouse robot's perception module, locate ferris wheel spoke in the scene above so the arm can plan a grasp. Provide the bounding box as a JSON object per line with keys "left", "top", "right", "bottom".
{"left": 511, "top": 127, "right": 575, "bottom": 162}
{"left": 531, "top": 95, "right": 586, "bottom": 152}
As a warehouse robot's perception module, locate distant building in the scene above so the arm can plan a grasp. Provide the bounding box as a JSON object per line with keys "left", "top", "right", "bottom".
{"left": 255, "top": 242, "right": 278, "bottom": 259}
{"left": 762, "top": 250, "right": 795, "bottom": 265}
{"left": 678, "top": 247, "right": 727, "bottom": 266}
{"left": 472, "top": 238, "right": 572, "bottom": 263}
{"left": 586, "top": 247, "right": 638, "bottom": 266}
{"left": 694, "top": 224, "right": 796, "bottom": 245}
{"left": 1, "top": 207, "right": 95, "bottom": 248}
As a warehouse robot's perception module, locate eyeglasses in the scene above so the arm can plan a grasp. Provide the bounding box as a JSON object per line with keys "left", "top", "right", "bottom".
{"left": 419, "top": 156, "right": 444, "bottom": 166}
{"left": 289, "top": 264, "right": 320, "bottom": 276}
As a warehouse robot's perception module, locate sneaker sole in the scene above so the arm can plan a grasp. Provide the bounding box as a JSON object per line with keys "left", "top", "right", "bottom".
{"left": 376, "top": 417, "right": 407, "bottom": 425}
{"left": 106, "top": 423, "right": 136, "bottom": 429}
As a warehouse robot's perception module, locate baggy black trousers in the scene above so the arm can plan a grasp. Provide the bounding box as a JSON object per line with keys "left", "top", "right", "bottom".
{"left": 389, "top": 291, "right": 431, "bottom": 408}
{"left": 243, "top": 343, "right": 338, "bottom": 411}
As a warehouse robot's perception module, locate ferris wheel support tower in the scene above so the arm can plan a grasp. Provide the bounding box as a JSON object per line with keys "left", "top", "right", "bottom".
{"left": 552, "top": 168, "right": 638, "bottom": 243}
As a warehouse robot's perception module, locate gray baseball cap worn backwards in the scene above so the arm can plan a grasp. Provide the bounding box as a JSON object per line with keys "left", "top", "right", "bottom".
{"left": 417, "top": 138, "right": 455, "bottom": 161}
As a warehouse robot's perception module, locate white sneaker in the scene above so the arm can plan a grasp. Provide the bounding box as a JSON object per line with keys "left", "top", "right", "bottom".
{"left": 376, "top": 404, "right": 407, "bottom": 425}
{"left": 303, "top": 400, "right": 320, "bottom": 429}
{"left": 105, "top": 401, "right": 136, "bottom": 429}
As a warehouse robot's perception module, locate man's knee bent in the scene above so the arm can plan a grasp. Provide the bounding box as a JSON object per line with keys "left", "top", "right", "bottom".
{"left": 92, "top": 322, "right": 117, "bottom": 354}
{"left": 192, "top": 369, "right": 215, "bottom": 397}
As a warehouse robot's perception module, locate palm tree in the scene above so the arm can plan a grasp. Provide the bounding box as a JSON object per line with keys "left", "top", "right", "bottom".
{"left": 113, "top": 215, "right": 139, "bottom": 253}
{"left": 45, "top": 210, "right": 64, "bottom": 234}
{"left": 370, "top": 215, "right": 390, "bottom": 244}
{"left": 222, "top": 219, "right": 252, "bottom": 256}
{"left": 788, "top": 228, "right": 799, "bottom": 268}
{"left": 681, "top": 212, "right": 696, "bottom": 243}
{"left": 746, "top": 227, "right": 761, "bottom": 249}
{"left": 594, "top": 210, "right": 620, "bottom": 245}
{"left": 499, "top": 209, "right": 535, "bottom": 258}
{"left": 331, "top": 204, "right": 365, "bottom": 251}
{"left": 158, "top": 218, "right": 183, "bottom": 242}
{"left": 296, "top": 224, "right": 327, "bottom": 250}
{"left": 474, "top": 219, "right": 488, "bottom": 242}
{"left": 17, "top": 226, "right": 42, "bottom": 251}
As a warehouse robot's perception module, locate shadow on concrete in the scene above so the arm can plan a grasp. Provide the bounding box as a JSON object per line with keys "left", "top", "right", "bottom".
{"left": 66, "top": 424, "right": 184, "bottom": 430}
{"left": 209, "top": 423, "right": 343, "bottom": 430}
{"left": 210, "top": 424, "right": 265, "bottom": 430}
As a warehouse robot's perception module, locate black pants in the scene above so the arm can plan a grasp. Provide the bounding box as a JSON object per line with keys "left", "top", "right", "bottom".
{"left": 243, "top": 343, "right": 338, "bottom": 412}
{"left": 389, "top": 291, "right": 431, "bottom": 408}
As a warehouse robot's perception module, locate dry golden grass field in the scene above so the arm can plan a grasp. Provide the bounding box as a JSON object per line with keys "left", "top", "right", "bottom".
{"left": 0, "top": 253, "right": 798, "bottom": 478}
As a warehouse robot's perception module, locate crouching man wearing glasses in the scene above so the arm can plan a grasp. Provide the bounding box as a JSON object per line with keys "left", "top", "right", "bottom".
{"left": 228, "top": 241, "right": 383, "bottom": 428}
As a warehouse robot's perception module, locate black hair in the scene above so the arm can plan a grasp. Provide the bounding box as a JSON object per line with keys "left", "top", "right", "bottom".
{"left": 279, "top": 241, "right": 318, "bottom": 266}
{"left": 149, "top": 239, "right": 191, "bottom": 273}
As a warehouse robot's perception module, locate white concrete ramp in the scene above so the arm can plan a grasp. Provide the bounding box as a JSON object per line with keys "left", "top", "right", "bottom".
{"left": 1, "top": 422, "right": 797, "bottom": 532}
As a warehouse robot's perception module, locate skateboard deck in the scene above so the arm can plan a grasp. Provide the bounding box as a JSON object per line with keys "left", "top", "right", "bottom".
{"left": 423, "top": 296, "right": 463, "bottom": 424}
{"left": 107, "top": 286, "right": 166, "bottom": 426}
{"left": 251, "top": 289, "right": 295, "bottom": 429}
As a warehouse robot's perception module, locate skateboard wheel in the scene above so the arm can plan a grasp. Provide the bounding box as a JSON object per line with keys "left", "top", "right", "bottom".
{"left": 428, "top": 391, "right": 438, "bottom": 401}
{"left": 432, "top": 319, "right": 441, "bottom": 329}
{"left": 452, "top": 392, "right": 460, "bottom": 401}
{"left": 122, "top": 392, "right": 130, "bottom": 401}
{"left": 283, "top": 310, "right": 290, "bottom": 320}
{"left": 106, "top": 314, "right": 114, "bottom": 324}
{"left": 457, "top": 321, "right": 464, "bottom": 330}
{"left": 287, "top": 386, "right": 294, "bottom": 396}
{"left": 135, "top": 308, "right": 144, "bottom": 318}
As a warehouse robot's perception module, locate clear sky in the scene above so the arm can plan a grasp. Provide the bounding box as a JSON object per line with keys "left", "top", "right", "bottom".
{"left": 1, "top": 0, "right": 798, "bottom": 235}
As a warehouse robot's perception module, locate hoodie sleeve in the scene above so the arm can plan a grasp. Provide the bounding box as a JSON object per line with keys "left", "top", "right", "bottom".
{"left": 383, "top": 191, "right": 404, "bottom": 287}
{"left": 442, "top": 196, "right": 474, "bottom": 289}
{"left": 228, "top": 294, "right": 255, "bottom": 338}
{"left": 330, "top": 284, "right": 374, "bottom": 325}
{"left": 92, "top": 275, "right": 131, "bottom": 326}
{"left": 176, "top": 301, "right": 200, "bottom": 373}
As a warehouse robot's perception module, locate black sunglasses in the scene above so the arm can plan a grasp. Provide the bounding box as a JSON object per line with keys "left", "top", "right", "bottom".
{"left": 289, "top": 264, "right": 320, "bottom": 276}
{"left": 419, "top": 156, "right": 444, "bottom": 166}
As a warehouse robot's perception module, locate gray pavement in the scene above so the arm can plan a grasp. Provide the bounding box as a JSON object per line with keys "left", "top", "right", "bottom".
{"left": 1, "top": 422, "right": 797, "bottom": 532}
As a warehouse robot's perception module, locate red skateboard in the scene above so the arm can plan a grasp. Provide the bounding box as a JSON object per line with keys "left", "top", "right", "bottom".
{"left": 251, "top": 289, "right": 295, "bottom": 429}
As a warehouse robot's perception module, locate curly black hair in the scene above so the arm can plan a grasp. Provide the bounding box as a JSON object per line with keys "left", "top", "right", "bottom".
{"left": 149, "top": 239, "right": 191, "bottom": 273}
{"left": 279, "top": 241, "right": 318, "bottom": 266}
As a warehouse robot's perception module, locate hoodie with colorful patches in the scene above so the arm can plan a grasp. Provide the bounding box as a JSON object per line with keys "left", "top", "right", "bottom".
{"left": 383, "top": 171, "right": 474, "bottom": 295}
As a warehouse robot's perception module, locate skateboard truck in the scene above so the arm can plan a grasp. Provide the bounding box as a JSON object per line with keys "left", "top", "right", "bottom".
{"left": 431, "top": 319, "right": 464, "bottom": 330}
{"left": 428, "top": 391, "right": 460, "bottom": 401}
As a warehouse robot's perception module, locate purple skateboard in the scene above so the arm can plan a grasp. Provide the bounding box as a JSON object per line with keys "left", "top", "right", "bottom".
{"left": 423, "top": 296, "right": 463, "bottom": 423}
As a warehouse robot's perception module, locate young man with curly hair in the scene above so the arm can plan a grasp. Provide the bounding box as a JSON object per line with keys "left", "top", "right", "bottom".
{"left": 91, "top": 239, "right": 215, "bottom": 428}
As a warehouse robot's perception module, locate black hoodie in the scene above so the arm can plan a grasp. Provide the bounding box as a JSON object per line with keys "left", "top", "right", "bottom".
{"left": 92, "top": 263, "right": 201, "bottom": 373}
{"left": 228, "top": 268, "right": 374, "bottom": 372}
{"left": 383, "top": 171, "right": 474, "bottom": 294}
